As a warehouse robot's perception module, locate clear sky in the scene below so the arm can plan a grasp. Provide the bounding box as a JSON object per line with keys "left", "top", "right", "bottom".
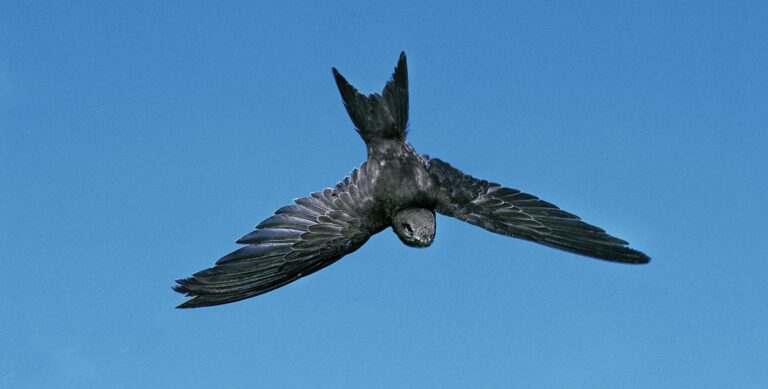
{"left": 2, "top": 1, "right": 767, "bottom": 388}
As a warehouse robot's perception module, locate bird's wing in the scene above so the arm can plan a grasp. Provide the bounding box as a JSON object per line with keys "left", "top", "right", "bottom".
{"left": 174, "top": 163, "right": 380, "bottom": 308}
{"left": 426, "top": 157, "right": 650, "bottom": 264}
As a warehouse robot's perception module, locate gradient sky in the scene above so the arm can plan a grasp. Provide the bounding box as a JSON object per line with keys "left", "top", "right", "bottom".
{"left": 2, "top": 1, "right": 767, "bottom": 388}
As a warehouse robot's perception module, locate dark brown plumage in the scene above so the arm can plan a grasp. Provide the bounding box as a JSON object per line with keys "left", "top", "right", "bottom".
{"left": 174, "top": 52, "right": 649, "bottom": 308}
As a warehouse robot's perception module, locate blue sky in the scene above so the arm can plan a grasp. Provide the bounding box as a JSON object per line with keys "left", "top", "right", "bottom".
{"left": 2, "top": 1, "right": 767, "bottom": 388}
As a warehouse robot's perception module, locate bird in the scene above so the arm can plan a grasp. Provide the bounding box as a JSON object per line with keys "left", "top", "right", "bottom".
{"left": 173, "top": 52, "right": 650, "bottom": 308}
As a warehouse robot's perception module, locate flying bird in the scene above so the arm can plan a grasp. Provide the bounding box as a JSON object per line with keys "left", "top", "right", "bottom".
{"left": 174, "top": 52, "right": 650, "bottom": 308}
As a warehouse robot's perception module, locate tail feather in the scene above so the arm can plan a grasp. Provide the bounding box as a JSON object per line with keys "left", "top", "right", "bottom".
{"left": 332, "top": 51, "right": 410, "bottom": 144}
{"left": 382, "top": 51, "right": 409, "bottom": 135}
{"left": 332, "top": 68, "right": 377, "bottom": 138}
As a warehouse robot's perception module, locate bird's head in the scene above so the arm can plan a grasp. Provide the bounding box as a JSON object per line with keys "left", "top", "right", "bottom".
{"left": 393, "top": 208, "right": 436, "bottom": 248}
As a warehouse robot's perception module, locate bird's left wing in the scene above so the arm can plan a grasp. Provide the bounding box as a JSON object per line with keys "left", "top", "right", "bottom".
{"left": 174, "top": 163, "right": 380, "bottom": 308}
{"left": 426, "top": 157, "right": 650, "bottom": 264}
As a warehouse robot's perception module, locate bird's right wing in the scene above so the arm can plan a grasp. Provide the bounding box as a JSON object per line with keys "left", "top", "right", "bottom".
{"left": 426, "top": 157, "right": 650, "bottom": 264}
{"left": 174, "top": 163, "right": 380, "bottom": 308}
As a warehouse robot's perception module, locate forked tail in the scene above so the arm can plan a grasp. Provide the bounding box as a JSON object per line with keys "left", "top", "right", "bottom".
{"left": 332, "top": 51, "right": 409, "bottom": 145}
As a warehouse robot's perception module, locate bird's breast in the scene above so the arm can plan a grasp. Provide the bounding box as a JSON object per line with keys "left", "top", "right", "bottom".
{"left": 370, "top": 156, "right": 436, "bottom": 216}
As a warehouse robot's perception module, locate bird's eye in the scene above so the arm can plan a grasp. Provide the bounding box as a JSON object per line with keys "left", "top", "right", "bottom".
{"left": 404, "top": 224, "right": 413, "bottom": 234}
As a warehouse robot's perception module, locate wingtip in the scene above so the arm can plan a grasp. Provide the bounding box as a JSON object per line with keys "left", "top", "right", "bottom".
{"left": 175, "top": 299, "right": 196, "bottom": 309}
{"left": 628, "top": 246, "right": 651, "bottom": 264}
{"left": 173, "top": 282, "right": 214, "bottom": 309}
{"left": 619, "top": 250, "right": 651, "bottom": 265}
{"left": 172, "top": 281, "right": 186, "bottom": 293}
{"left": 172, "top": 282, "right": 196, "bottom": 308}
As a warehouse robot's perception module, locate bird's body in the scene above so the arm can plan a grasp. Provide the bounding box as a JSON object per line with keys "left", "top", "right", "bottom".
{"left": 370, "top": 143, "right": 435, "bottom": 215}
{"left": 174, "top": 52, "right": 650, "bottom": 308}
